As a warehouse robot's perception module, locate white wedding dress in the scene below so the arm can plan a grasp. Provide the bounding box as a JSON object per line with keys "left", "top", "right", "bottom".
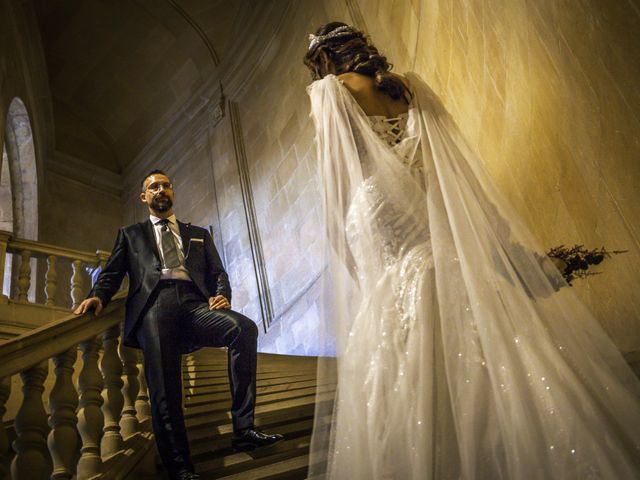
{"left": 307, "top": 73, "right": 640, "bottom": 480}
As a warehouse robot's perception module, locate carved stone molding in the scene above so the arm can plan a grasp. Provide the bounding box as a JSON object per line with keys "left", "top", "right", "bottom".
{"left": 166, "top": 0, "right": 220, "bottom": 66}
{"left": 49, "top": 152, "right": 123, "bottom": 196}
{"left": 122, "top": 1, "right": 294, "bottom": 192}
{"left": 229, "top": 101, "right": 274, "bottom": 331}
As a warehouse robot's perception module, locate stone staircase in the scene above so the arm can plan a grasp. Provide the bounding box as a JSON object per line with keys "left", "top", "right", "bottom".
{"left": 1, "top": 230, "right": 637, "bottom": 479}
{"left": 146, "top": 348, "right": 334, "bottom": 480}
{"left": 0, "top": 230, "right": 339, "bottom": 479}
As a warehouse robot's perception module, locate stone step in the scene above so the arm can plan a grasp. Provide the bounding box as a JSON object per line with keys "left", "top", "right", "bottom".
{"left": 190, "top": 418, "right": 315, "bottom": 456}
{"left": 154, "top": 349, "right": 333, "bottom": 479}
{"left": 184, "top": 385, "right": 335, "bottom": 426}
{"left": 185, "top": 385, "right": 323, "bottom": 417}
{"left": 188, "top": 399, "right": 334, "bottom": 445}
{"left": 184, "top": 375, "right": 318, "bottom": 400}
{"left": 200, "top": 438, "right": 311, "bottom": 480}
{"left": 185, "top": 379, "right": 319, "bottom": 407}
{"left": 183, "top": 365, "right": 316, "bottom": 376}
{"left": 183, "top": 371, "right": 317, "bottom": 391}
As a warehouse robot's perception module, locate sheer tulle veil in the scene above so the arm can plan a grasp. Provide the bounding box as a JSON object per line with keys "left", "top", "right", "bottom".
{"left": 307, "top": 72, "right": 640, "bottom": 479}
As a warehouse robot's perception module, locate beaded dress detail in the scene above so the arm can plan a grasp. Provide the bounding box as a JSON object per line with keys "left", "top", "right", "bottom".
{"left": 308, "top": 73, "right": 640, "bottom": 480}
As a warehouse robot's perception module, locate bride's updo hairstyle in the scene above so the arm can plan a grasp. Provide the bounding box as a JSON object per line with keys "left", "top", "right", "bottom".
{"left": 304, "top": 22, "right": 406, "bottom": 101}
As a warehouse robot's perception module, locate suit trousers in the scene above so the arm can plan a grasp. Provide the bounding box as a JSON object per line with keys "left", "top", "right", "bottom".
{"left": 135, "top": 280, "right": 258, "bottom": 474}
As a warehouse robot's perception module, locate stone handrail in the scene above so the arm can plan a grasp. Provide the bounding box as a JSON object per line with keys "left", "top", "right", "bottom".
{"left": 0, "top": 294, "right": 156, "bottom": 478}
{"left": 0, "top": 230, "right": 111, "bottom": 308}
{"left": 0, "top": 293, "right": 126, "bottom": 379}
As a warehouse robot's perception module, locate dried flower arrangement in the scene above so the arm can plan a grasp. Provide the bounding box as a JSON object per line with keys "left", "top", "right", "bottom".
{"left": 546, "top": 245, "right": 628, "bottom": 286}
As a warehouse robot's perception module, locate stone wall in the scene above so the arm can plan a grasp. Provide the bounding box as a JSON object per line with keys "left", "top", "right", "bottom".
{"left": 0, "top": 0, "right": 50, "bottom": 239}
{"left": 121, "top": 99, "right": 265, "bottom": 331}
{"left": 0, "top": 0, "right": 124, "bottom": 305}
{"left": 246, "top": 0, "right": 640, "bottom": 353}
{"left": 233, "top": 1, "right": 350, "bottom": 354}
{"left": 121, "top": 0, "right": 640, "bottom": 355}
{"left": 354, "top": 0, "right": 640, "bottom": 351}
{"left": 120, "top": 1, "right": 353, "bottom": 354}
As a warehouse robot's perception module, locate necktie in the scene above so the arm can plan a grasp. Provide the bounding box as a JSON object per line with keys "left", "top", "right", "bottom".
{"left": 158, "top": 219, "right": 181, "bottom": 269}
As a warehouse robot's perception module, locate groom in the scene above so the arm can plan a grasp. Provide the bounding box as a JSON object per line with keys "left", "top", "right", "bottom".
{"left": 74, "top": 169, "right": 283, "bottom": 480}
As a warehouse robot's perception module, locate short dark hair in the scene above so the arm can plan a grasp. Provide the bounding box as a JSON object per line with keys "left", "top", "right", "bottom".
{"left": 141, "top": 169, "right": 168, "bottom": 190}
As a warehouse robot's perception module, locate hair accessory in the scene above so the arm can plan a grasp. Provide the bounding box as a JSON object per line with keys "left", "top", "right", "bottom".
{"left": 308, "top": 25, "right": 357, "bottom": 52}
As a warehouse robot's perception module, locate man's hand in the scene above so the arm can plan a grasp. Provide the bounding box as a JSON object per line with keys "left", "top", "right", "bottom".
{"left": 74, "top": 296, "right": 104, "bottom": 316}
{"left": 208, "top": 295, "right": 230, "bottom": 311}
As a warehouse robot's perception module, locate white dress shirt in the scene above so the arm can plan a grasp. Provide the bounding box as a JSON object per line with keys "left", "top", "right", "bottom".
{"left": 149, "top": 214, "right": 192, "bottom": 281}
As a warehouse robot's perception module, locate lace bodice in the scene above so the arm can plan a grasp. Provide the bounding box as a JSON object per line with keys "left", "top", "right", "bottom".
{"left": 343, "top": 111, "right": 430, "bottom": 277}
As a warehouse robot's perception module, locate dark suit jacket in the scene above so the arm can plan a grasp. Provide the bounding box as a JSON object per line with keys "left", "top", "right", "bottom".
{"left": 88, "top": 219, "right": 231, "bottom": 351}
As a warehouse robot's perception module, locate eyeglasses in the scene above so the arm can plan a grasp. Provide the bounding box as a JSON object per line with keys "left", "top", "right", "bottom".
{"left": 145, "top": 182, "right": 173, "bottom": 193}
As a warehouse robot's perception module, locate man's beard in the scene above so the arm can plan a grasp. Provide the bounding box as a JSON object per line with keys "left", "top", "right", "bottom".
{"left": 151, "top": 195, "right": 173, "bottom": 212}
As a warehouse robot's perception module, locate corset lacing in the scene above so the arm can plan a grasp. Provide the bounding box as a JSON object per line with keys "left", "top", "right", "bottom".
{"left": 368, "top": 113, "right": 409, "bottom": 146}
{"left": 368, "top": 113, "right": 423, "bottom": 174}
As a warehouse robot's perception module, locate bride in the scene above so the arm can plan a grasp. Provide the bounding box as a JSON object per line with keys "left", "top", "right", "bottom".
{"left": 304, "top": 22, "right": 640, "bottom": 479}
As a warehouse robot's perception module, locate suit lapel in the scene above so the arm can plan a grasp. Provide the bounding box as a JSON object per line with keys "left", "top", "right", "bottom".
{"left": 141, "top": 219, "right": 161, "bottom": 261}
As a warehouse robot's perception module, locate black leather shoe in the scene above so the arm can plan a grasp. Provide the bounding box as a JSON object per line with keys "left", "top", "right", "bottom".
{"left": 174, "top": 469, "right": 200, "bottom": 480}
{"left": 232, "top": 428, "right": 284, "bottom": 451}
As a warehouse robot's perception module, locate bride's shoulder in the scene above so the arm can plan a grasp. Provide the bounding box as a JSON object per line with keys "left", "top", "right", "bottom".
{"left": 339, "top": 71, "right": 414, "bottom": 96}
{"left": 307, "top": 74, "right": 340, "bottom": 95}
{"left": 336, "top": 72, "right": 371, "bottom": 91}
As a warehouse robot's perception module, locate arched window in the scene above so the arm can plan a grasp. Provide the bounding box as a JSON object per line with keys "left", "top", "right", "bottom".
{"left": 0, "top": 145, "right": 13, "bottom": 297}
{"left": 4, "top": 97, "right": 38, "bottom": 240}
{"left": 0, "top": 144, "right": 13, "bottom": 232}
{"left": 3, "top": 97, "right": 38, "bottom": 300}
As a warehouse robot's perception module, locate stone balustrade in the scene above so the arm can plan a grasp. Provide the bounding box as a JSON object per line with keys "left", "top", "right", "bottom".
{"left": 0, "top": 230, "right": 111, "bottom": 308}
{"left": 0, "top": 294, "right": 156, "bottom": 479}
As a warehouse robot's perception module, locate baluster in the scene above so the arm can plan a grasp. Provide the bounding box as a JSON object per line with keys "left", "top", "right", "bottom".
{"left": 77, "top": 338, "right": 104, "bottom": 478}
{"left": 70, "top": 259, "right": 83, "bottom": 309}
{"left": 133, "top": 354, "right": 157, "bottom": 477}
{"left": 91, "top": 251, "right": 109, "bottom": 288}
{"left": 0, "top": 231, "right": 10, "bottom": 303}
{"left": 136, "top": 354, "right": 151, "bottom": 425}
{"left": 45, "top": 255, "right": 58, "bottom": 306}
{"left": 95, "top": 250, "right": 110, "bottom": 270}
{"left": 11, "top": 362, "right": 49, "bottom": 479}
{"left": 100, "top": 326, "right": 124, "bottom": 456}
{"left": 48, "top": 348, "right": 79, "bottom": 480}
{"left": 17, "top": 249, "right": 31, "bottom": 302}
{"left": 0, "top": 376, "right": 11, "bottom": 479}
{"left": 119, "top": 340, "right": 140, "bottom": 438}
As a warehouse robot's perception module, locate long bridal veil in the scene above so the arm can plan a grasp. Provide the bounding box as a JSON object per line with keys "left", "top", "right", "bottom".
{"left": 307, "top": 72, "right": 640, "bottom": 479}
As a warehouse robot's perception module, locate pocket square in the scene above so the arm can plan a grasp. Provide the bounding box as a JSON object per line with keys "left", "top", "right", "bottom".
{"left": 190, "top": 238, "right": 204, "bottom": 243}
